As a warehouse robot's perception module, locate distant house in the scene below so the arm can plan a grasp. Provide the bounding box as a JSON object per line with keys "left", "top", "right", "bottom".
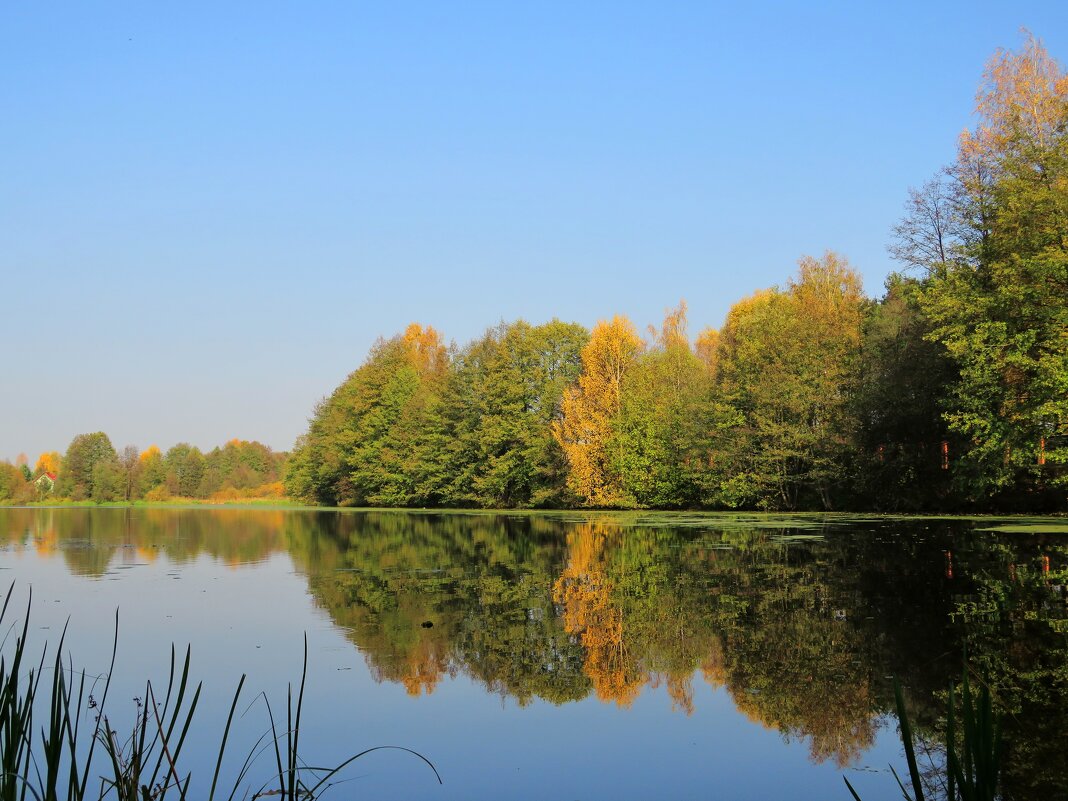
{"left": 34, "top": 472, "right": 57, "bottom": 492}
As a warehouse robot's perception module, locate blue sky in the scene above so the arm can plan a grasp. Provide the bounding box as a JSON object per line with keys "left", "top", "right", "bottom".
{"left": 2, "top": 1, "right": 1065, "bottom": 460}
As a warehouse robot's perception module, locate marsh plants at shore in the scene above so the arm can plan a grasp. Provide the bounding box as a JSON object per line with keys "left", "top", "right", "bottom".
{"left": 0, "top": 585, "right": 440, "bottom": 801}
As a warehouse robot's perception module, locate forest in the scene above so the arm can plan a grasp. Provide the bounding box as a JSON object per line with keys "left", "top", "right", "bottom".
{"left": 283, "top": 36, "right": 1068, "bottom": 512}
{"left": 0, "top": 435, "right": 286, "bottom": 503}
{"left": 2, "top": 35, "right": 1066, "bottom": 512}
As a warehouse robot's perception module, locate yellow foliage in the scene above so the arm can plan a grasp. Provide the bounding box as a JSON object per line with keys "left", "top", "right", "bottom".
{"left": 553, "top": 316, "right": 643, "bottom": 506}
{"left": 694, "top": 327, "right": 718, "bottom": 366}
{"left": 402, "top": 322, "right": 448, "bottom": 378}
{"left": 716, "top": 288, "right": 778, "bottom": 355}
{"left": 955, "top": 32, "right": 1067, "bottom": 200}
{"left": 788, "top": 251, "right": 864, "bottom": 346}
{"left": 400, "top": 639, "right": 448, "bottom": 696}
{"left": 553, "top": 524, "right": 644, "bottom": 706}
{"left": 650, "top": 300, "right": 690, "bottom": 351}
{"left": 208, "top": 482, "right": 286, "bottom": 503}
{"left": 975, "top": 31, "right": 1068, "bottom": 152}
{"left": 144, "top": 485, "right": 171, "bottom": 502}
{"left": 35, "top": 452, "right": 62, "bottom": 475}
{"left": 139, "top": 445, "right": 162, "bottom": 463}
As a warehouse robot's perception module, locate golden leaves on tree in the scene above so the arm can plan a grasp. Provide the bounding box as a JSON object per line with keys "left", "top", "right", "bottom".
{"left": 402, "top": 322, "right": 449, "bottom": 378}
{"left": 35, "top": 452, "right": 62, "bottom": 475}
{"left": 553, "top": 317, "right": 643, "bottom": 507}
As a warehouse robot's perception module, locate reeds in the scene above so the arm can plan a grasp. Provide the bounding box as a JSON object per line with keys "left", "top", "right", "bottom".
{"left": 844, "top": 671, "right": 1002, "bottom": 801}
{"left": 0, "top": 584, "right": 440, "bottom": 801}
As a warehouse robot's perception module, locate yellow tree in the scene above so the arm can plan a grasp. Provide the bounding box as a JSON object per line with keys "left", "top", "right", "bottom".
{"left": 553, "top": 316, "right": 643, "bottom": 506}
{"left": 34, "top": 452, "right": 62, "bottom": 476}
{"left": 402, "top": 322, "right": 449, "bottom": 378}
{"left": 694, "top": 327, "right": 719, "bottom": 374}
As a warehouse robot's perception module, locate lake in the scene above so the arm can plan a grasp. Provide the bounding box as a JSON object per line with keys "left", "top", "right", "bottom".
{"left": 1, "top": 507, "right": 1065, "bottom": 800}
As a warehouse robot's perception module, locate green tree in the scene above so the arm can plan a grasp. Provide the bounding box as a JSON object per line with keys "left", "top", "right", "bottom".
{"left": 437, "top": 319, "right": 588, "bottom": 507}
{"left": 164, "top": 444, "right": 205, "bottom": 498}
{"left": 894, "top": 34, "right": 1068, "bottom": 506}
{"left": 611, "top": 302, "right": 715, "bottom": 508}
{"left": 55, "top": 432, "right": 119, "bottom": 501}
{"left": 714, "top": 253, "right": 865, "bottom": 509}
{"left": 285, "top": 323, "right": 448, "bottom": 506}
{"left": 851, "top": 275, "right": 960, "bottom": 510}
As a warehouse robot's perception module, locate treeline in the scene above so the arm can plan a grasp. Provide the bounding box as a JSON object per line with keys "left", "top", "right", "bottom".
{"left": 0, "top": 435, "right": 286, "bottom": 503}
{"left": 286, "top": 35, "right": 1067, "bottom": 512}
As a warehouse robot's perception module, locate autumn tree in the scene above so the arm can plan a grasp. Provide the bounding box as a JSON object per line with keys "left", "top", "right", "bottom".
{"left": 553, "top": 523, "right": 645, "bottom": 705}
{"left": 553, "top": 316, "right": 644, "bottom": 507}
{"left": 34, "top": 452, "right": 62, "bottom": 478}
{"left": 0, "top": 462, "right": 33, "bottom": 502}
{"left": 138, "top": 446, "right": 166, "bottom": 496}
{"left": 611, "top": 302, "right": 716, "bottom": 507}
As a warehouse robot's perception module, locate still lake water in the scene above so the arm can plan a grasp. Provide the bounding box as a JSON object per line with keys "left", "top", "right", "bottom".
{"left": 1, "top": 507, "right": 1066, "bottom": 800}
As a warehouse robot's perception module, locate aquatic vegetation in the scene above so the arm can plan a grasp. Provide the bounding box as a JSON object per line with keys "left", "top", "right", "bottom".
{"left": 0, "top": 584, "right": 440, "bottom": 801}
{"left": 845, "top": 673, "right": 1002, "bottom": 801}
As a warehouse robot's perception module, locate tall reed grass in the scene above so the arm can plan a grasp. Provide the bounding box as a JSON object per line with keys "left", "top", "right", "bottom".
{"left": 0, "top": 584, "right": 440, "bottom": 800}
{"left": 845, "top": 672, "right": 1002, "bottom": 801}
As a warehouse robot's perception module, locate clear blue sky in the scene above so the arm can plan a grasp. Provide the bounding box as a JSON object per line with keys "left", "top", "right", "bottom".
{"left": 2, "top": 1, "right": 1065, "bottom": 461}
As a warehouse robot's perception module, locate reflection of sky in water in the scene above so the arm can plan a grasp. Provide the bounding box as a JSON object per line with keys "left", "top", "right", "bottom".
{"left": 6, "top": 508, "right": 1037, "bottom": 800}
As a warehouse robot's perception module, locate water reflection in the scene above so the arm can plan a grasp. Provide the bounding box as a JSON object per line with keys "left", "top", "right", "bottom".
{"left": 1, "top": 508, "right": 1065, "bottom": 798}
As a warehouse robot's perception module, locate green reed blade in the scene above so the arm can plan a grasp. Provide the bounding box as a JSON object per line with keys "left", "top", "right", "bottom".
{"left": 207, "top": 674, "right": 245, "bottom": 801}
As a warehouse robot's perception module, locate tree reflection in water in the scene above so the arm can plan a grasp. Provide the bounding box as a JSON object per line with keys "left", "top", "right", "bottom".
{"left": 1, "top": 508, "right": 1065, "bottom": 798}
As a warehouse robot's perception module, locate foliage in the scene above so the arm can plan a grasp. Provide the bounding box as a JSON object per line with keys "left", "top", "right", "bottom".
{"left": 713, "top": 253, "right": 865, "bottom": 509}
{"left": 893, "top": 32, "right": 1068, "bottom": 507}
{"left": 554, "top": 316, "right": 645, "bottom": 507}
{"left": 851, "top": 275, "right": 959, "bottom": 510}
{"left": 0, "top": 461, "right": 34, "bottom": 503}
{"left": 14, "top": 35, "right": 1067, "bottom": 515}
{"left": 438, "top": 319, "right": 589, "bottom": 507}
{"left": 55, "top": 432, "right": 120, "bottom": 502}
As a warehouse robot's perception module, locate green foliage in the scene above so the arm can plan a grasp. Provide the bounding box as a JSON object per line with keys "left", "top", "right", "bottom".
{"left": 284, "top": 331, "right": 446, "bottom": 507}
{"left": 611, "top": 321, "right": 715, "bottom": 508}
{"left": 851, "top": 275, "right": 959, "bottom": 510}
{"left": 56, "top": 432, "right": 119, "bottom": 501}
{"left": 891, "top": 34, "right": 1068, "bottom": 508}
{"left": 164, "top": 444, "right": 205, "bottom": 498}
{"left": 713, "top": 254, "right": 864, "bottom": 510}
{"left": 438, "top": 319, "right": 589, "bottom": 508}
